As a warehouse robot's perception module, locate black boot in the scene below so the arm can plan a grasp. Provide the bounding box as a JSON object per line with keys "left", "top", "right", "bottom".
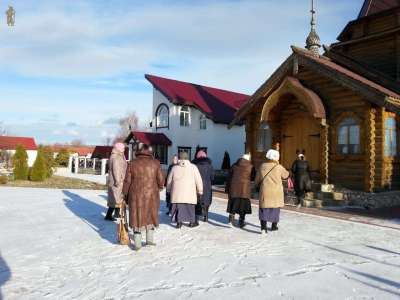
{"left": 239, "top": 215, "right": 246, "bottom": 228}
{"left": 271, "top": 222, "right": 279, "bottom": 231}
{"left": 113, "top": 208, "right": 120, "bottom": 218}
{"left": 176, "top": 222, "right": 183, "bottom": 229}
{"left": 104, "top": 207, "right": 115, "bottom": 221}
{"left": 189, "top": 222, "right": 199, "bottom": 228}
{"left": 189, "top": 216, "right": 199, "bottom": 228}
{"left": 203, "top": 206, "right": 209, "bottom": 222}
{"left": 228, "top": 214, "right": 235, "bottom": 225}
{"left": 260, "top": 220, "right": 267, "bottom": 234}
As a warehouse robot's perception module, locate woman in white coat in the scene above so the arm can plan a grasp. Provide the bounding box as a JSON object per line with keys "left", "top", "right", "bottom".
{"left": 167, "top": 152, "right": 203, "bottom": 228}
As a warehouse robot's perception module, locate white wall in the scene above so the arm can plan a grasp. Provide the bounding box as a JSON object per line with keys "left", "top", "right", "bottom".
{"left": 7, "top": 150, "right": 37, "bottom": 167}
{"left": 152, "top": 89, "right": 246, "bottom": 169}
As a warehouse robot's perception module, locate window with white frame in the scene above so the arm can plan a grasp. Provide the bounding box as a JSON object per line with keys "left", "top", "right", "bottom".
{"left": 156, "top": 104, "right": 169, "bottom": 128}
{"left": 180, "top": 106, "right": 190, "bottom": 127}
{"left": 337, "top": 117, "right": 360, "bottom": 154}
{"left": 385, "top": 117, "right": 397, "bottom": 157}
{"left": 199, "top": 114, "right": 207, "bottom": 130}
{"left": 256, "top": 122, "right": 272, "bottom": 152}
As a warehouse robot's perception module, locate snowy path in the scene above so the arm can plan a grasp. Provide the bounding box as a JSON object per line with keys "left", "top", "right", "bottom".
{"left": 0, "top": 187, "right": 399, "bottom": 300}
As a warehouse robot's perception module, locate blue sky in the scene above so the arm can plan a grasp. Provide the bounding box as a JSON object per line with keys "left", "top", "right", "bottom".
{"left": 0, "top": 0, "right": 364, "bottom": 145}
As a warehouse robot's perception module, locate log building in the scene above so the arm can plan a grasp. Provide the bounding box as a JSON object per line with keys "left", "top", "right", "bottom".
{"left": 230, "top": 0, "right": 400, "bottom": 192}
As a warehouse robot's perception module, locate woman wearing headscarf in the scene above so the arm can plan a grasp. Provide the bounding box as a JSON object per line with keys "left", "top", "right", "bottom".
{"left": 105, "top": 142, "right": 127, "bottom": 221}
{"left": 192, "top": 150, "right": 214, "bottom": 222}
{"left": 167, "top": 152, "right": 203, "bottom": 228}
{"left": 255, "top": 149, "right": 289, "bottom": 234}
{"left": 226, "top": 154, "right": 253, "bottom": 228}
{"left": 165, "top": 155, "right": 179, "bottom": 215}
{"left": 291, "top": 153, "right": 312, "bottom": 208}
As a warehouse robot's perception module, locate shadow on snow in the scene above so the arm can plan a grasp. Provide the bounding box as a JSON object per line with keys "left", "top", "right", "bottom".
{"left": 0, "top": 253, "right": 11, "bottom": 300}
{"left": 62, "top": 190, "right": 118, "bottom": 244}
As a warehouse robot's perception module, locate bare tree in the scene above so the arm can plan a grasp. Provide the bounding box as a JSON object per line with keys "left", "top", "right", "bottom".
{"left": 70, "top": 139, "right": 84, "bottom": 146}
{"left": 103, "top": 136, "right": 113, "bottom": 146}
{"left": 113, "top": 111, "right": 139, "bottom": 143}
{"left": 0, "top": 122, "right": 7, "bottom": 136}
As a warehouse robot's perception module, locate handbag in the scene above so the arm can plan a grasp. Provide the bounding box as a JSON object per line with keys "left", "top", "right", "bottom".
{"left": 117, "top": 202, "right": 129, "bottom": 245}
{"left": 287, "top": 177, "right": 294, "bottom": 191}
{"left": 255, "top": 165, "right": 278, "bottom": 192}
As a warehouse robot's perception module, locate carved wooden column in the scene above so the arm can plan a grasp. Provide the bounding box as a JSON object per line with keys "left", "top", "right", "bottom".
{"left": 320, "top": 123, "right": 329, "bottom": 184}
{"left": 365, "top": 106, "right": 376, "bottom": 192}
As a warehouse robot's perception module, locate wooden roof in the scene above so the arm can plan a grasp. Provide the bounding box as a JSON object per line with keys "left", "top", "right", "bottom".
{"left": 230, "top": 47, "right": 400, "bottom": 127}
{"left": 358, "top": 0, "right": 400, "bottom": 18}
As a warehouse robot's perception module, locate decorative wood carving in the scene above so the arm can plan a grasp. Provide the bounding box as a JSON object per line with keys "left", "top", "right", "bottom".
{"left": 321, "top": 123, "right": 329, "bottom": 184}
{"left": 365, "top": 106, "right": 376, "bottom": 192}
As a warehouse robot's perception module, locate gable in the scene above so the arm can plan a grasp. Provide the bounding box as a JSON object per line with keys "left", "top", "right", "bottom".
{"left": 146, "top": 74, "right": 250, "bottom": 124}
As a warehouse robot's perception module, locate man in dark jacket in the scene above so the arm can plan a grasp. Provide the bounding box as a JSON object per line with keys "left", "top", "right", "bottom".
{"left": 226, "top": 154, "right": 253, "bottom": 228}
{"left": 123, "top": 144, "right": 164, "bottom": 251}
{"left": 291, "top": 153, "right": 312, "bottom": 208}
{"left": 192, "top": 150, "right": 214, "bottom": 222}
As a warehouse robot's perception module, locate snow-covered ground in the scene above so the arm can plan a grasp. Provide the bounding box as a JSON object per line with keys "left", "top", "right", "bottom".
{"left": 55, "top": 168, "right": 107, "bottom": 185}
{"left": 0, "top": 187, "right": 399, "bottom": 300}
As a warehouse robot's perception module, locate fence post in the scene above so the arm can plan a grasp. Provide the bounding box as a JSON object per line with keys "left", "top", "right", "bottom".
{"left": 84, "top": 158, "right": 87, "bottom": 169}
{"left": 74, "top": 156, "right": 79, "bottom": 174}
{"left": 101, "top": 159, "right": 107, "bottom": 175}
{"left": 68, "top": 156, "right": 73, "bottom": 172}
{"left": 93, "top": 158, "right": 96, "bottom": 170}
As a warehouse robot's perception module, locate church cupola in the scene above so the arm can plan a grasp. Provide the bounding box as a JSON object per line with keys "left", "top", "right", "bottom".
{"left": 306, "top": 0, "right": 321, "bottom": 57}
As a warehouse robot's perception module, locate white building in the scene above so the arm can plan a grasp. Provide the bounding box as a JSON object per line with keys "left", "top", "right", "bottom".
{"left": 126, "top": 75, "right": 250, "bottom": 169}
{"left": 0, "top": 136, "right": 38, "bottom": 167}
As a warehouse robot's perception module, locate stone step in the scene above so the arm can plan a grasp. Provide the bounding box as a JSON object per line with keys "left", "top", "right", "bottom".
{"left": 315, "top": 191, "right": 345, "bottom": 201}
{"left": 303, "top": 198, "right": 346, "bottom": 208}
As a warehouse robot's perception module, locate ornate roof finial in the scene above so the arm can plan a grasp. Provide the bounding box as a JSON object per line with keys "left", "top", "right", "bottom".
{"left": 306, "top": 0, "right": 321, "bottom": 57}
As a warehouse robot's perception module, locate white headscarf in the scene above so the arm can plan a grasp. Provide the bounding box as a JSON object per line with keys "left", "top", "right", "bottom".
{"left": 266, "top": 149, "right": 280, "bottom": 161}
{"left": 242, "top": 153, "right": 251, "bottom": 161}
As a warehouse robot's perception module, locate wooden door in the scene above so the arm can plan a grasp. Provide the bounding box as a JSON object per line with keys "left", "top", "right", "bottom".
{"left": 281, "top": 116, "right": 321, "bottom": 176}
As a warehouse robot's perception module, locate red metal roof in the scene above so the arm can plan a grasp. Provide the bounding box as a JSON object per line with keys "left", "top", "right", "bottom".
{"left": 92, "top": 146, "right": 129, "bottom": 159}
{"left": 128, "top": 131, "right": 172, "bottom": 146}
{"left": 145, "top": 74, "right": 250, "bottom": 124}
{"left": 0, "top": 136, "right": 37, "bottom": 150}
{"left": 358, "top": 0, "right": 400, "bottom": 18}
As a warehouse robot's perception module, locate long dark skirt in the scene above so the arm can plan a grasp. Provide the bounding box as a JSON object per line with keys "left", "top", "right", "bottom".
{"left": 259, "top": 208, "right": 280, "bottom": 222}
{"left": 171, "top": 203, "right": 196, "bottom": 223}
{"left": 166, "top": 192, "right": 172, "bottom": 211}
{"left": 227, "top": 197, "right": 252, "bottom": 215}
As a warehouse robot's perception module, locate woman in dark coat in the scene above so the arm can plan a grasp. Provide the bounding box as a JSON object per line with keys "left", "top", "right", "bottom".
{"left": 122, "top": 144, "right": 165, "bottom": 251}
{"left": 165, "top": 155, "right": 178, "bottom": 215}
{"left": 226, "top": 154, "right": 253, "bottom": 228}
{"left": 291, "top": 153, "right": 312, "bottom": 207}
{"left": 192, "top": 150, "right": 214, "bottom": 222}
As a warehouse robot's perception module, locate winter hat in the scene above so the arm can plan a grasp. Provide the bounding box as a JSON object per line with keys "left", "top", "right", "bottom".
{"left": 179, "top": 152, "right": 189, "bottom": 160}
{"left": 266, "top": 149, "right": 280, "bottom": 161}
{"left": 196, "top": 150, "right": 207, "bottom": 159}
{"left": 113, "top": 142, "right": 125, "bottom": 153}
{"left": 242, "top": 153, "right": 251, "bottom": 161}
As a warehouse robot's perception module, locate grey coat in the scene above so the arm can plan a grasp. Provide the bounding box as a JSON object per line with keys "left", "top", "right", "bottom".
{"left": 107, "top": 150, "right": 127, "bottom": 208}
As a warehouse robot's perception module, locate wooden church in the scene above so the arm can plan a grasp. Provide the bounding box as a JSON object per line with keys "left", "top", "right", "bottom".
{"left": 230, "top": 0, "right": 400, "bottom": 192}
